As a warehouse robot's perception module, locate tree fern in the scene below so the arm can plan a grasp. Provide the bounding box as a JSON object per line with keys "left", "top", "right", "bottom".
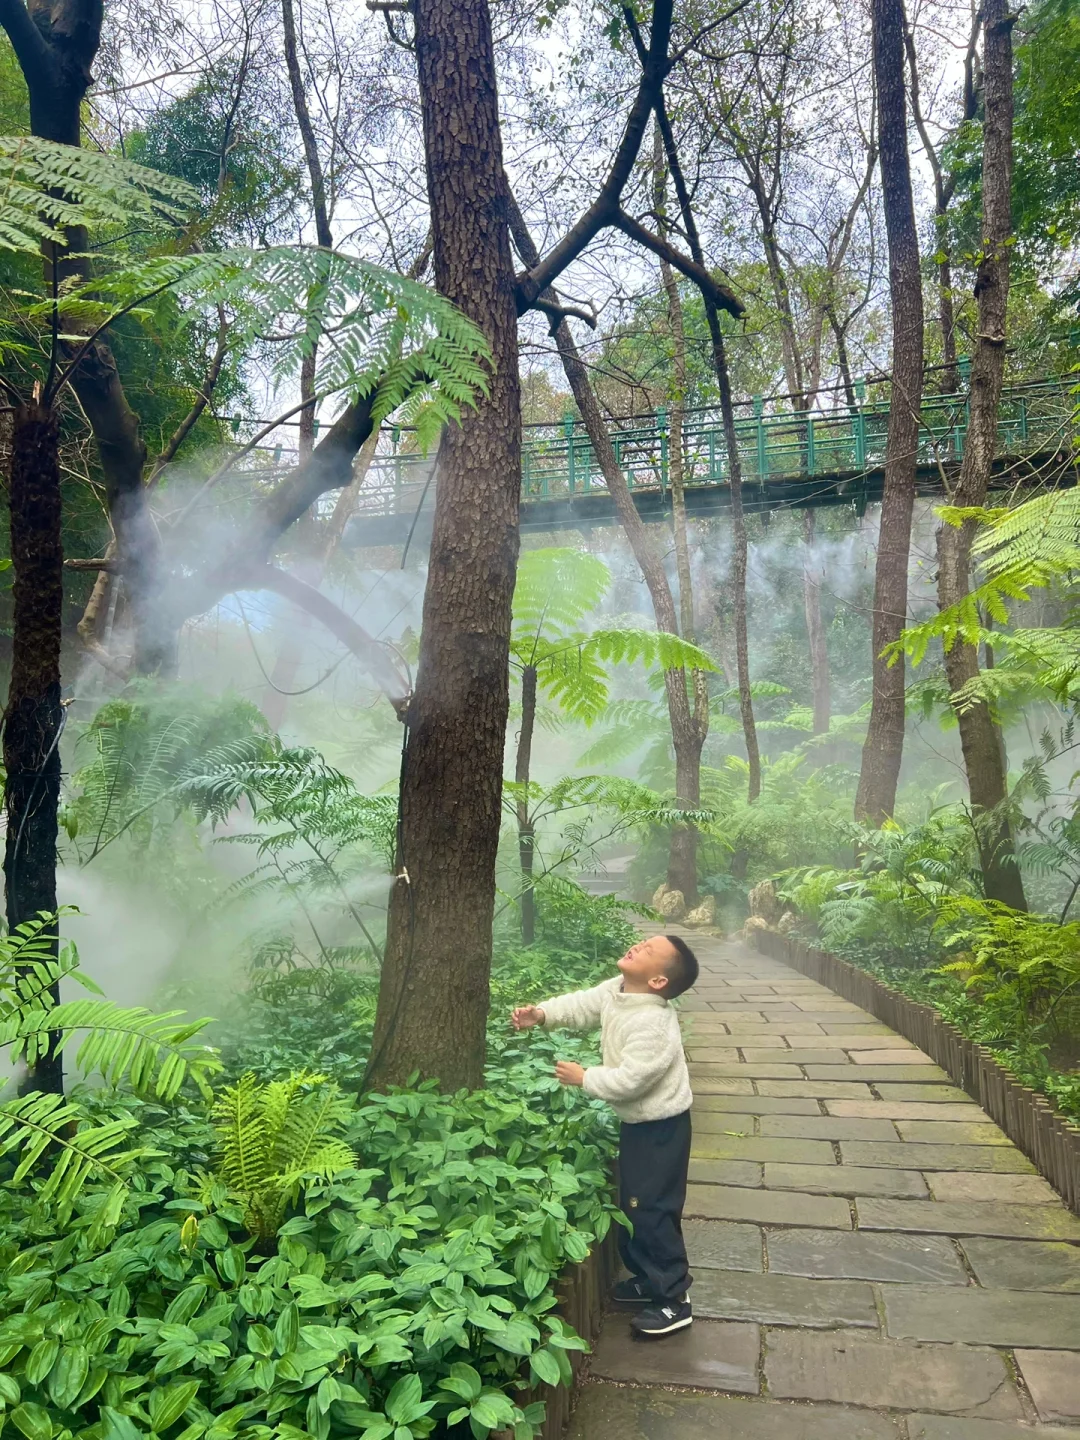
{"left": 209, "top": 1070, "right": 356, "bottom": 1239}
{"left": 0, "top": 915, "right": 219, "bottom": 1217}
{"left": 0, "top": 136, "right": 197, "bottom": 253}
{"left": 57, "top": 244, "right": 491, "bottom": 437}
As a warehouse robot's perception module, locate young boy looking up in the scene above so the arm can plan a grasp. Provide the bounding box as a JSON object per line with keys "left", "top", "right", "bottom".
{"left": 511, "top": 932, "right": 699, "bottom": 1339}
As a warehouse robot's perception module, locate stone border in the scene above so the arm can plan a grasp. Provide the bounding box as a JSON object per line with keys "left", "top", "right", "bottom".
{"left": 750, "top": 928, "right": 1080, "bottom": 1215}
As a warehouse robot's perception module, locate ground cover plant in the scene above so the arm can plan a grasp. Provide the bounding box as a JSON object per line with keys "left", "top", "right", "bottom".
{"left": 0, "top": 884, "right": 629, "bottom": 1440}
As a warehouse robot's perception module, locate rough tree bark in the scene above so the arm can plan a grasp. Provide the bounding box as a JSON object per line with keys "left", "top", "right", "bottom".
{"left": 854, "top": 0, "right": 924, "bottom": 825}
{"left": 935, "top": 0, "right": 1026, "bottom": 910}
{"left": 515, "top": 665, "right": 538, "bottom": 945}
{"left": 5, "top": 403, "right": 65, "bottom": 1094}
{"left": 365, "top": 0, "right": 522, "bottom": 1092}
{"left": 803, "top": 509, "right": 831, "bottom": 735}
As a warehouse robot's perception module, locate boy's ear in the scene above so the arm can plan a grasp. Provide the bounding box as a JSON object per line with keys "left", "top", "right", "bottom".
{"left": 647, "top": 972, "right": 670, "bottom": 993}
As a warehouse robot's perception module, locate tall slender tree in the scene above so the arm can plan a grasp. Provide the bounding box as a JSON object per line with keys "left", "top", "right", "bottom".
{"left": 935, "top": 0, "right": 1027, "bottom": 910}
{"left": 365, "top": 0, "right": 523, "bottom": 1091}
{"left": 854, "top": 0, "right": 924, "bottom": 825}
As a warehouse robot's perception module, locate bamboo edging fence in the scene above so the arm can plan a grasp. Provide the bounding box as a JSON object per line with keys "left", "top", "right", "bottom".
{"left": 751, "top": 928, "right": 1080, "bottom": 1215}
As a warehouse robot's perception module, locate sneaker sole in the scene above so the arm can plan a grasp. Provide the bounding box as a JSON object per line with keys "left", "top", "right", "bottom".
{"left": 631, "top": 1314, "right": 693, "bottom": 1338}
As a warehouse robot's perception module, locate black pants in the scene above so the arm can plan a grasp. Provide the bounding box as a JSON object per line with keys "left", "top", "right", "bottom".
{"left": 617, "top": 1110, "right": 692, "bottom": 1305}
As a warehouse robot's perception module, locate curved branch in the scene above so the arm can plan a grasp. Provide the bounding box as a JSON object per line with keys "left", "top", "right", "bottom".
{"left": 240, "top": 564, "right": 411, "bottom": 712}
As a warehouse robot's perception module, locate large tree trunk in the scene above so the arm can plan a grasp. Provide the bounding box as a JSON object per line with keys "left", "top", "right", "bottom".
{"left": 5, "top": 403, "right": 64, "bottom": 1094}
{"left": 854, "top": 0, "right": 924, "bottom": 825}
{"left": 366, "top": 0, "right": 522, "bottom": 1092}
{"left": 803, "top": 510, "right": 830, "bottom": 735}
{"left": 936, "top": 0, "right": 1026, "bottom": 910}
{"left": 515, "top": 665, "right": 537, "bottom": 945}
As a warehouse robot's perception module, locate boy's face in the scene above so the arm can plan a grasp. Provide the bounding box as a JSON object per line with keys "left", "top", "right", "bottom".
{"left": 617, "top": 934, "right": 678, "bottom": 994}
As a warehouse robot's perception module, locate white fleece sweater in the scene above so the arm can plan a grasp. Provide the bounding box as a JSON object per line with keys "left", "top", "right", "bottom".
{"left": 540, "top": 975, "right": 692, "bottom": 1124}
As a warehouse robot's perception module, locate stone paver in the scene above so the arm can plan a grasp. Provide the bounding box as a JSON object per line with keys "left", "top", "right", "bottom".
{"left": 590, "top": 1315, "right": 759, "bottom": 1390}
{"left": 857, "top": 1198, "right": 1080, "bottom": 1240}
{"left": 685, "top": 1182, "right": 852, "bottom": 1227}
{"left": 824, "top": 1099, "right": 990, "bottom": 1121}
{"left": 764, "top": 1161, "right": 929, "bottom": 1198}
{"left": 959, "top": 1237, "right": 1080, "bottom": 1291}
{"left": 840, "top": 1141, "right": 1036, "bottom": 1173}
{"left": 573, "top": 931, "right": 1080, "bottom": 1439}
{"left": 690, "top": 1134, "right": 837, "bottom": 1164}
{"left": 928, "top": 1172, "right": 1062, "bottom": 1205}
{"left": 687, "top": 1157, "right": 762, "bottom": 1187}
{"left": 758, "top": 1114, "right": 900, "bottom": 1141}
{"left": 875, "top": 1083, "right": 975, "bottom": 1102}
{"left": 764, "top": 1330, "right": 1023, "bottom": 1416}
{"left": 693, "top": 1269, "right": 878, "bottom": 1327}
{"left": 684, "top": 1218, "right": 763, "bottom": 1271}
{"left": 895, "top": 1120, "right": 1011, "bottom": 1145}
{"left": 694, "top": 1093, "right": 820, "bottom": 1115}
{"left": 882, "top": 1285, "right": 1080, "bottom": 1348}
{"left": 907, "top": 1419, "right": 1080, "bottom": 1440}
{"left": 1013, "top": 1350, "right": 1080, "bottom": 1423}
{"left": 568, "top": 1390, "right": 902, "bottom": 1440}
{"left": 766, "top": 1228, "right": 968, "bottom": 1285}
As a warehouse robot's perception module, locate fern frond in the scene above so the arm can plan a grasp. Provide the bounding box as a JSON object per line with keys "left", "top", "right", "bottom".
{"left": 0, "top": 136, "right": 197, "bottom": 253}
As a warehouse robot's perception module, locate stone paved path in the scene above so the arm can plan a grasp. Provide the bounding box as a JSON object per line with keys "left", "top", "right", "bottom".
{"left": 568, "top": 929, "right": 1080, "bottom": 1440}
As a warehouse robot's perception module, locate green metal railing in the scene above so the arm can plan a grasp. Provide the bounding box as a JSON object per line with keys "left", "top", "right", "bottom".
{"left": 349, "top": 371, "right": 1078, "bottom": 519}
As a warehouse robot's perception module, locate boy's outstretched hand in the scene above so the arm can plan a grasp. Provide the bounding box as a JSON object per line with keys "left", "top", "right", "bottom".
{"left": 511, "top": 1005, "right": 545, "bottom": 1031}
{"left": 555, "top": 1061, "right": 585, "bottom": 1087}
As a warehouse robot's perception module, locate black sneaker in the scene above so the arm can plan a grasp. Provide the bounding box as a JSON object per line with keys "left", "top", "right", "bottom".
{"left": 611, "top": 1278, "right": 650, "bottom": 1307}
{"left": 630, "top": 1299, "right": 693, "bottom": 1338}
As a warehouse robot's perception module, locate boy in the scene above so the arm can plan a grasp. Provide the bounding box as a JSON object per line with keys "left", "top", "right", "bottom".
{"left": 511, "top": 932, "right": 699, "bottom": 1339}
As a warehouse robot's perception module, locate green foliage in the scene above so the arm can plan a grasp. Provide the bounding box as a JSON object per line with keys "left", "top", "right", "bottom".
{"left": 780, "top": 810, "right": 980, "bottom": 966}
{"left": 206, "top": 1073, "right": 357, "bottom": 1241}
{"left": 937, "top": 898, "right": 1080, "bottom": 1027}
{"left": 511, "top": 548, "right": 716, "bottom": 725}
{"left": 0, "top": 915, "right": 219, "bottom": 1218}
{"left": 889, "top": 491, "right": 1080, "bottom": 715}
{"left": 60, "top": 245, "right": 491, "bottom": 447}
{"left": 0, "top": 904, "right": 626, "bottom": 1440}
{"left": 0, "top": 136, "right": 197, "bottom": 256}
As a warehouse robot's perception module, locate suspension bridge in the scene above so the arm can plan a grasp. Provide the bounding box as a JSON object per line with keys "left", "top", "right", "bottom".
{"left": 299, "top": 371, "right": 1075, "bottom": 548}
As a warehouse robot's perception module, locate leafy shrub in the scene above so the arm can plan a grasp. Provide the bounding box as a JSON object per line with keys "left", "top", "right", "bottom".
{"left": 0, "top": 1067, "right": 617, "bottom": 1440}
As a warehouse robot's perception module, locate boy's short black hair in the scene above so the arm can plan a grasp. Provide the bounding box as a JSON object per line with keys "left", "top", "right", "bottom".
{"left": 663, "top": 934, "right": 699, "bottom": 999}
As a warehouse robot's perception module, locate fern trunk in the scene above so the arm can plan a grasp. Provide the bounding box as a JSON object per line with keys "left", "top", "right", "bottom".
{"left": 367, "top": 0, "right": 522, "bottom": 1092}
{"left": 936, "top": 0, "right": 1026, "bottom": 912}
{"left": 5, "top": 403, "right": 64, "bottom": 1094}
{"left": 855, "top": 0, "right": 924, "bottom": 825}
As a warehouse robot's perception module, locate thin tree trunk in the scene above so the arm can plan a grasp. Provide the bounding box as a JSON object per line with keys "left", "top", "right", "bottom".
{"left": 936, "top": 0, "right": 1026, "bottom": 910}
{"left": 855, "top": 0, "right": 924, "bottom": 825}
{"left": 367, "top": 0, "right": 522, "bottom": 1092}
{"left": 504, "top": 188, "right": 702, "bottom": 902}
{"left": 803, "top": 509, "right": 831, "bottom": 735}
{"left": 651, "top": 105, "right": 761, "bottom": 801}
{"left": 656, "top": 126, "right": 706, "bottom": 900}
{"left": 516, "top": 665, "right": 537, "bottom": 944}
{"left": 5, "top": 403, "right": 64, "bottom": 1095}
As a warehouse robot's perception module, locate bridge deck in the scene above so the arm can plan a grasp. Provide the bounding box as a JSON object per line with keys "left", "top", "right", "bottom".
{"left": 340, "top": 376, "right": 1076, "bottom": 546}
